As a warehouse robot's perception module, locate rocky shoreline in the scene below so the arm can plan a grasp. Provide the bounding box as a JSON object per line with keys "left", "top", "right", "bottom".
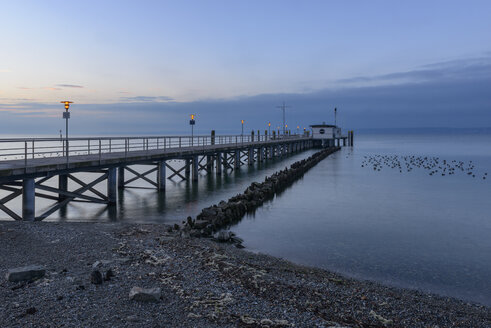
{"left": 0, "top": 221, "right": 489, "bottom": 327}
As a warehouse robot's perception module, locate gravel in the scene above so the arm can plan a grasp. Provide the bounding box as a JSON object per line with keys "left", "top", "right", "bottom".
{"left": 0, "top": 221, "right": 489, "bottom": 327}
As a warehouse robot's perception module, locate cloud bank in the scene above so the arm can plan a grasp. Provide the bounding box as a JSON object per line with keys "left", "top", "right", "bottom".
{"left": 1, "top": 56, "right": 490, "bottom": 135}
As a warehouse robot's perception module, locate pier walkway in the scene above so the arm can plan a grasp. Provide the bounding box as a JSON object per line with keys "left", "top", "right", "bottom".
{"left": 0, "top": 133, "right": 321, "bottom": 221}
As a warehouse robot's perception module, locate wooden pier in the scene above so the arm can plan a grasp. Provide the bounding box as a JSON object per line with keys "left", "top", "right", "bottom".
{"left": 0, "top": 132, "right": 320, "bottom": 221}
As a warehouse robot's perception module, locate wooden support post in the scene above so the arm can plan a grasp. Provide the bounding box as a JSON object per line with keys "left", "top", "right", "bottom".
{"left": 248, "top": 148, "right": 254, "bottom": 165}
{"left": 107, "top": 168, "right": 117, "bottom": 204}
{"left": 234, "top": 151, "right": 240, "bottom": 168}
{"left": 157, "top": 161, "right": 166, "bottom": 191}
{"left": 206, "top": 155, "right": 213, "bottom": 172}
{"left": 192, "top": 156, "right": 199, "bottom": 181}
{"left": 216, "top": 152, "right": 222, "bottom": 174}
{"left": 222, "top": 153, "right": 228, "bottom": 171}
{"left": 258, "top": 147, "right": 263, "bottom": 162}
{"left": 58, "top": 174, "right": 68, "bottom": 201}
{"left": 118, "top": 166, "right": 125, "bottom": 189}
{"left": 22, "top": 178, "right": 35, "bottom": 221}
{"left": 185, "top": 159, "right": 191, "bottom": 177}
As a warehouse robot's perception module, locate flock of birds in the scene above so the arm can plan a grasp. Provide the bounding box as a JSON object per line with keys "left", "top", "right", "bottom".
{"left": 361, "top": 154, "right": 488, "bottom": 180}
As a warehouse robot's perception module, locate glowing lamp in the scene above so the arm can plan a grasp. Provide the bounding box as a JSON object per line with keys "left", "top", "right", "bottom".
{"left": 60, "top": 101, "right": 73, "bottom": 110}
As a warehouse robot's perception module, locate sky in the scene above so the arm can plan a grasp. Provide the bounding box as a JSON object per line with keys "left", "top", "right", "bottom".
{"left": 1, "top": 0, "right": 490, "bottom": 135}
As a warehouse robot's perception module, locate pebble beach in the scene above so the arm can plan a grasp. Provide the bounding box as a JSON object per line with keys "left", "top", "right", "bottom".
{"left": 1, "top": 221, "right": 489, "bottom": 328}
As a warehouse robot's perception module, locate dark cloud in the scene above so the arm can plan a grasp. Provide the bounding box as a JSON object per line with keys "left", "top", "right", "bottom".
{"left": 57, "top": 84, "right": 84, "bottom": 88}
{"left": 338, "top": 56, "right": 491, "bottom": 84}
{"left": 120, "top": 96, "right": 174, "bottom": 102}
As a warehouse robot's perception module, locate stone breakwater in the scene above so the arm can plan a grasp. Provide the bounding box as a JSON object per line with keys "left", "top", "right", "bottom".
{"left": 181, "top": 147, "right": 340, "bottom": 240}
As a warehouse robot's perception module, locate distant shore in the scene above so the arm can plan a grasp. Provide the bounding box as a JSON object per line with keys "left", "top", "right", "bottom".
{"left": 0, "top": 221, "right": 489, "bottom": 328}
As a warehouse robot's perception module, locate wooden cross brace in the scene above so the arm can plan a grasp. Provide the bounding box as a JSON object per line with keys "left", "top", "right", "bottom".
{"left": 166, "top": 163, "right": 187, "bottom": 180}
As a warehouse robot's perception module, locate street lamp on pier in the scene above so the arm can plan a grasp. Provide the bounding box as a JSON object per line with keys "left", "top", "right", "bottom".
{"left": 60, "top": 101, "right": 73, "bottom": 157}
{"left": 241, "top": 119, "right": 244, "bottom": 142}
{"left": 190, "top": 114, "right": 196, "bottom": 146}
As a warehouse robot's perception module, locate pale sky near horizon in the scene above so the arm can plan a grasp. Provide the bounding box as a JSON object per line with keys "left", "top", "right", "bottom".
{"left": 1, "top": 1, "right": 490, "bottom": 133}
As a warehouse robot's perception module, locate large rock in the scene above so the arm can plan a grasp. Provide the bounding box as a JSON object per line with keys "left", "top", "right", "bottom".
{"left": 215, "top": 230, "right": 233, "bottom": 242}
{"left": 129, "top": 287, "right": 161, "bottom": 302}
{"left": 200, "top": 208, "right": 216, "bottom": 217}
{"left": 6, "top": 265, "right": 45, "bottom": 282}
{"left": 193, "top": 219, "right": 209, "bottom": 229}
{"left": 90, "top": 270, "right": 103, "bottom": 285}
{"left": 217, "top": 201, "right": 228, "bottom": 209}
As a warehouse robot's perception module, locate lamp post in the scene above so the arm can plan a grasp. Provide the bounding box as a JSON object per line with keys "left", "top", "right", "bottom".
{"left": 190, "top": 114, "right": 195, "bottom": 146}
{"left": 241, "top": 119, "right": 244, "bottom": 142}
{"left": 334, "top": 107, "right": 337, "bottom": 126}
{"left": 297, "top": 125, "right": 299, "bottom": 135}
{"left": 268, "top": 122, "right": 271, "bottom": 136}
{"left": 60, "top": 101, "right": 73, "bottom": 157}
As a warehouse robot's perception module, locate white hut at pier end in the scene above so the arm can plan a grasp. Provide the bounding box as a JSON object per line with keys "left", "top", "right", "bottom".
{"left": 310, "top": 122, "right": 347, "bottom": 148}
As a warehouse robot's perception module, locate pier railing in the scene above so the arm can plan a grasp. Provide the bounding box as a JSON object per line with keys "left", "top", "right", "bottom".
{"left": 0, "top": 134, "right": 308, "bottom": 164}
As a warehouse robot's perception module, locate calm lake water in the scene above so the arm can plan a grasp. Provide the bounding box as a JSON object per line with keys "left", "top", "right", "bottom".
{"left": 232, "top": 132, "right": 491, "bottom": 306}
{"left": 1, "top": 132, "right": 490, "bottom": 305}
